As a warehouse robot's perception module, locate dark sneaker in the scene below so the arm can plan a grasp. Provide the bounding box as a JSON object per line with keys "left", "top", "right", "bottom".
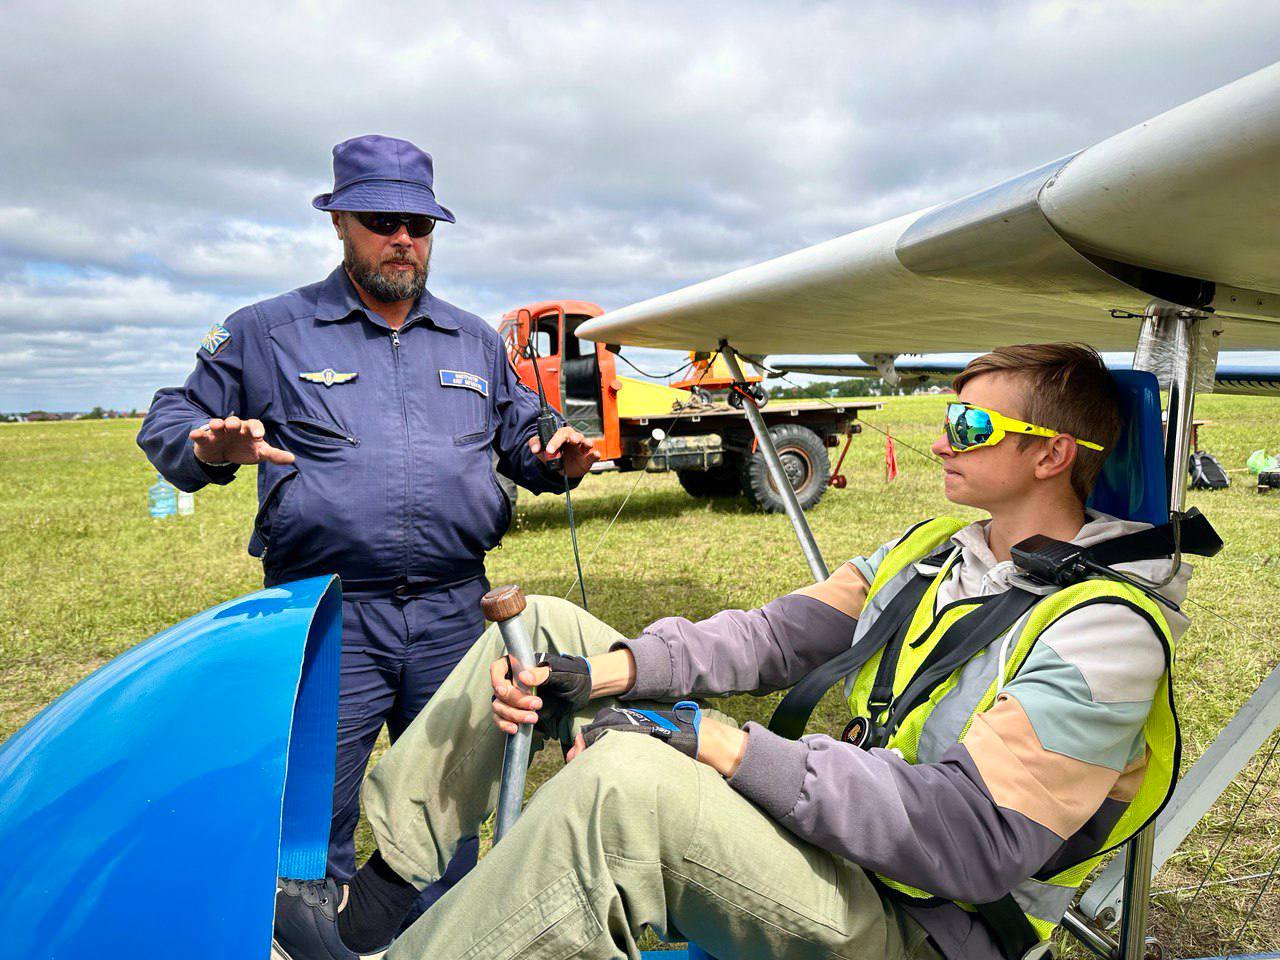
{"left": 271, "top": 877, "right": 389, "bottom": 960}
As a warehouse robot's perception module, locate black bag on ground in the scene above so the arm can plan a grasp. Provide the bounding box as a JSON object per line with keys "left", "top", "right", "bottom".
{"left": 1189, "top": 451, "right": 1230, "bottom": 490}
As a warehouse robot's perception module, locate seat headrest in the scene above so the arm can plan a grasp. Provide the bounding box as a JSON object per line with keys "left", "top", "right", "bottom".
{"left": 1086, "top": 370, "right": 1169, "bottom": 526}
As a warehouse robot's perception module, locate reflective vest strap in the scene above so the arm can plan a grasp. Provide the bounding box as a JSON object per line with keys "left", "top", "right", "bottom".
{"left": 864, "top": 517, "right": 969, "bottom": 602}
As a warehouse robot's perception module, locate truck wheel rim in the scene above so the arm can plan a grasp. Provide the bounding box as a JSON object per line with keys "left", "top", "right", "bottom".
{"left": 769, "top": 447, "right": 812, "bottom": 493}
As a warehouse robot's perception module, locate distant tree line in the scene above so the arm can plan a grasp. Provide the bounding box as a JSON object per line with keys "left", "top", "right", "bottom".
{"left": 1, "top": 408, "right": 141, "bottom": 422}
{"left": 766, "top": 377, "right": 948, "bottom": 399}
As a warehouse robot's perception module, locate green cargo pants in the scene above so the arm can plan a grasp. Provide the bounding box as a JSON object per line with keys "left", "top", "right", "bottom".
{"left": 363, "top": 596, "right": 940, "bottom": 960}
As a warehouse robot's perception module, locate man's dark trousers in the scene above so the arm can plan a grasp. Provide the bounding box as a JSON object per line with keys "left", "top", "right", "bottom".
{"left": 329, "top": 577, "right": 488, "bottom": 922}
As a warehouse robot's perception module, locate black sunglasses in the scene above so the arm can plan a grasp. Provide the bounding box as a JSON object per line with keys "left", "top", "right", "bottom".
{"left": 353, "top": 211, "right": 437, "bottom": 238}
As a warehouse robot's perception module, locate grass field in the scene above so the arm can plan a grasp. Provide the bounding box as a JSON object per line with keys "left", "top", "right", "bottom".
{"left": 2, "top": 394, "right": 1279, "bottom": 956}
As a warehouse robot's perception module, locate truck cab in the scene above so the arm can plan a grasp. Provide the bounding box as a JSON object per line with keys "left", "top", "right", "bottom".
{"left": 500, "top": 300, "right": 880, "bottom": 512}
{"left": 500, "top": 301, "right": 631, "bottom": 462}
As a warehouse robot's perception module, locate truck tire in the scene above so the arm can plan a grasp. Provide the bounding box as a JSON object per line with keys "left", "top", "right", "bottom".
{"left": 677, "top": 463, "right": 742, "bottom": 498}
{"left": 739, "top": 424, "right": 829, "bottom": 513}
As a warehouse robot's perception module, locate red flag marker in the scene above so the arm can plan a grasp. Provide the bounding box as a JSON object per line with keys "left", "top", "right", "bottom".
{"left": 885, "top": 429, "right": 899, "bottom": 482}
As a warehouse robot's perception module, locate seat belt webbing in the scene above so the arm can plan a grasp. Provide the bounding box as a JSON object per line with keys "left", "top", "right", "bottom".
{"left": 975, "top": 895, "right": 1042, "bottom": 960}
{"left": 1087, "top": 509, "right": 1221, "bottom": 568}
{"left": 885, "top": 586, "right": 1041, "bottom": 733}
{"left": 767, "top": 572, "right": 932, "bottom": 740}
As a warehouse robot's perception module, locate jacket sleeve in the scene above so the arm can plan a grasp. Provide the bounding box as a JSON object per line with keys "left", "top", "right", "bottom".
{"left": 615, "top": 591, "right": 858, "bottom": 700}
{"left": 617, "top": 545, "right": 887, "bottom": 700}
{"left": 725, "top": 602, "right": 1165, "bottom": 904}
{"left": 136, "top": 307, "right": 266, "bottom": 493}
{"left": 490, "top": 342, "right": 580, "bottom": 496}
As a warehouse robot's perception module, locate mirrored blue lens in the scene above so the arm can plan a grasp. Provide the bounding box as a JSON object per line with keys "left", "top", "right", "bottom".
{"left": 946, "top": 404, "right": 994, "bottom": 449}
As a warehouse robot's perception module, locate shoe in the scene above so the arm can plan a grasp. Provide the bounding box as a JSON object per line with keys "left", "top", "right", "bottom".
{"left": 272, "top": 877, "right": 389, "bottom": 960}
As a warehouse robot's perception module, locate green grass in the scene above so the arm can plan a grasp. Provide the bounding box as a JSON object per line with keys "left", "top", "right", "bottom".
{"left": 2, "top": 394, "right": 1279, "bottom": 955}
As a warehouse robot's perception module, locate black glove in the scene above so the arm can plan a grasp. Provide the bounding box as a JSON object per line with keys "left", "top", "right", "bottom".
{"left": 522, "top": 652, "right": 592, "bottom": 744}
{"left": 580, "top": 701, "right": 702, "bottom": 759}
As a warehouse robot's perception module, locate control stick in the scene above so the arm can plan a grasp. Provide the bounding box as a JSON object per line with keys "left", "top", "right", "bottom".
{"left": 481, "top": 584, "right": 537, "bottom": 843}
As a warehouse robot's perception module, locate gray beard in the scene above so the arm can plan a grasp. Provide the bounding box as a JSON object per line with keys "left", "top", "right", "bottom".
{"left": 343, "top": 237, "right": 429, "bottom": 303}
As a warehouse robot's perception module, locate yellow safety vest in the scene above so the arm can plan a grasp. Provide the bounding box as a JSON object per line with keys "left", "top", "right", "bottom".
{"left": 847, "top": 518, "right": 1180, "bottom": 953}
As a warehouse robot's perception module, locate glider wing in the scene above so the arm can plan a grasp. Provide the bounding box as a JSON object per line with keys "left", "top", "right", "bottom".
{"left": 767, "top": 352, "right": 1280, "bottom": 398}
{"left": 579, "top": 64, "right": 1280, "bottom": 355}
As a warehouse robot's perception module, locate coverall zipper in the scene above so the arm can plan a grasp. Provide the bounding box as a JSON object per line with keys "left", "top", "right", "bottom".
{"left": 391, "top": 328, "right": 412, "bottom": 581}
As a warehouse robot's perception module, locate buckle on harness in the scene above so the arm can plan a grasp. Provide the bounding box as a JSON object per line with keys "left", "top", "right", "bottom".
{"left": 841, "top": 716, "right": 888, "bottom": 750}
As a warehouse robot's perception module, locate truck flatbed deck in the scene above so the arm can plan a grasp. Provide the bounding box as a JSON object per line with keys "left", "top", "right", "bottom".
{"left": 620, "top": 398, "right": 882, "bottom": 427}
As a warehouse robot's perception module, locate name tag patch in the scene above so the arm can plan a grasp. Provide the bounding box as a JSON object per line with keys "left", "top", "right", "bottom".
{"left": 440, "top": 369, "right": 489, "bottom": 396}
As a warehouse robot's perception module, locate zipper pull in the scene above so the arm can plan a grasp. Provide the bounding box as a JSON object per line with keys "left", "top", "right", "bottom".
{"left": 391, "top": 329, "right": 400, "bottom": 348}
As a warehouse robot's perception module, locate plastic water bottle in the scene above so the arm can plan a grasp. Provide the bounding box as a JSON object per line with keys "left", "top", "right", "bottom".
{"left": 176, "top": 490, "right": 195, "bottom": 516}
{"left": 149, "top": 473, "right": 177, "bottom": 519}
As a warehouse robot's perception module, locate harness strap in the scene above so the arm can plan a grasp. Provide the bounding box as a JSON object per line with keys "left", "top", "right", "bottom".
{"left": 1087, "top": 507, "right": 1221, "bottom": 567}
{"left": 885, "top": 586, "right": 1040, "bottom": 733}
{"left": 767, "top": 572, "right": 932, "bottom": 739}
{"left": 975, "top": 896, "right": 1043, "bottom": 960}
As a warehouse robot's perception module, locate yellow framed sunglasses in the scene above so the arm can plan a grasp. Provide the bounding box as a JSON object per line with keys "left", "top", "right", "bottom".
{"left": 944, "top": 401, "right": 1104, "bottom": 454}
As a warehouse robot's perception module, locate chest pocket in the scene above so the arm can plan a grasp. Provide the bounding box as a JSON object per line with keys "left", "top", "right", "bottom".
{"left": 268, "top": 323, "right": 365, "bottom": 443}
{"left": 434, "top": 338, "right": 495, "bottom": 442}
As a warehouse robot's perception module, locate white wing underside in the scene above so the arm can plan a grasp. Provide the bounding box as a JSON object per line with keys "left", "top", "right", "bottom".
{"left": 579, "top": 64, "right": 1280, "bottom": 355}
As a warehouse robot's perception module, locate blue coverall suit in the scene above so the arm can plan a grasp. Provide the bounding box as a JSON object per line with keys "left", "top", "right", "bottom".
{"left": 138, "top": 265, "right": 571, "bottom": 913}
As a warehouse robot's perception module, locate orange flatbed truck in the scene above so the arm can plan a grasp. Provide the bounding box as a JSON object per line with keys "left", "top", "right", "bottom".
{"left": 499, "top": 301, "right": 882, "bottom": 512}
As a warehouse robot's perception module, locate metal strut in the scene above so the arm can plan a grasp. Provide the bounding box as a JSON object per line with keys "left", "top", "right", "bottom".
{"left": 1066, "top": 303, "right": 1223, "bottom": 959}
{"left": 1119, "top": 303, "right": 1211, "bottom": 960}
{"left": 720, "top": 342, "right": 829, "bottom": 582}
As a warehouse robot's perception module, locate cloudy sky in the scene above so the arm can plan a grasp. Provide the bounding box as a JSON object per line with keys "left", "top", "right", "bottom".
{"left": 2, "top": 1, "right": 1278, "bottom": 411}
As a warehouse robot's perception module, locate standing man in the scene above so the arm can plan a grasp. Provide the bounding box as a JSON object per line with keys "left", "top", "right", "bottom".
{"left": 138, "top": 134, "right": 598, "bottom": 918}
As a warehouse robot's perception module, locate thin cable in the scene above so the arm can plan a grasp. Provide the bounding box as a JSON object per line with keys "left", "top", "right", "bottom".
{"left": 525, "top": 321, "right": 589, "bottom": 610}
{"left": 613, "top": 353, "right": 695, "bottom": 380}
{"left": 561, "top": 353, "right": 719, "bottom": 601}
{"left": 767, "top": 366, "right": 944, "bottom": 466}
{"left": 857, "top": 414, "right": 946, "bottom": 466}
{"left": 1226, "top": 837, "right": 1280, "bottom": 959}
{"left": 1186, "top": 730, "right": 1280, "bottom": 916}
{"left": 563, "top": 473, "right": 587, "bottom": 609}
{"left": 1186, "top": 595, "right": 1249, "bottom": 633}
{"left": 1154, "top": 870, "right": 1280, "bottom": 896}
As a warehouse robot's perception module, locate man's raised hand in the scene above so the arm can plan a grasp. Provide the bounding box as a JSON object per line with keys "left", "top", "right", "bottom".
{"left": 190, "top": 416, "right": 295, "bottom": 466}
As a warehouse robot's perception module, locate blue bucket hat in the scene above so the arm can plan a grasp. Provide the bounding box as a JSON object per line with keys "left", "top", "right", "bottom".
{"left": 312, "top": 134, "right": 456, "bottom": 222}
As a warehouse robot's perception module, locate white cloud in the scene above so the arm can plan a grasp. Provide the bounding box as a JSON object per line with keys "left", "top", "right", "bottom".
{"left": 1, "top": 0, "right": 1279, "bottom": 408}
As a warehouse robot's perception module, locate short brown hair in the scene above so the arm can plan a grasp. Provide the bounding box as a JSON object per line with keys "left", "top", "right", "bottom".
{"left": 952, "top": 343, "right": 1122, "bottom": 502}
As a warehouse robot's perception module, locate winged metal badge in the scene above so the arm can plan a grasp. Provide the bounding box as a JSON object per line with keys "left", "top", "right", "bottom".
{"left": 299, "top": 369, "right": 359, "bottom": 388}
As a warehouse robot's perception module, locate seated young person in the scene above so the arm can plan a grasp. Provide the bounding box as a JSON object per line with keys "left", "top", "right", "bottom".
{"left": 274, "top": 343, "right": 1190, "bottom": 960}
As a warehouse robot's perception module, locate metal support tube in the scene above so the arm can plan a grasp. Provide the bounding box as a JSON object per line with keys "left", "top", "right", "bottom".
{"left": 1117, "top": 825, "right": 1158, "bottom": 959}
{"left": 1114, "top": 304, "right": 1206, "bottom": 960}
{"left": 720, "top": 342, "right": 829, "bottom": 582}
{"left": 1162, "top": 315, "right": 1201, "bottom": 511}
{"left": 1062, "top": 907, "right": 1118, "bottom": 959}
